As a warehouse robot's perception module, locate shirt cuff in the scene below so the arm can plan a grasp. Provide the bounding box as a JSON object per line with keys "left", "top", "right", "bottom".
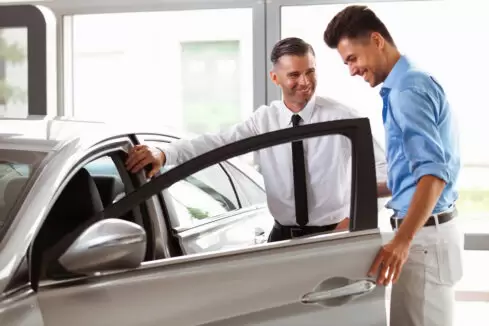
{"left": 157, "top": 146, "right": 174, "bottom": 166}
{"left": 412, "top": 162, "right": 450, "bottom": 184}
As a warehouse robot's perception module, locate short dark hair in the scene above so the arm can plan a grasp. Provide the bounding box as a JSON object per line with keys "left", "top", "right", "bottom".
{"left": 270, "top": 37, "right": 315, "bottom": 65}
{"left": 323, "top": 5, "right": 395, "bottom": 49}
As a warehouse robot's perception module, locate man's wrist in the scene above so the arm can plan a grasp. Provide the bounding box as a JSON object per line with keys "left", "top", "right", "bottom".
{"left": 394, "top": 230, "right": 414, "bottom": 243}
{"left": 394, "top": 225, "right": 415, "bottom": 243}
{"left": 156, "top": 147, "right": 166, "bottom": 165}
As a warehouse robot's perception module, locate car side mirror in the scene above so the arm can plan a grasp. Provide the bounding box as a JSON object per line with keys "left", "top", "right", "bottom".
{"left": 58, "top": 218, "right": 146, "bottom": 275}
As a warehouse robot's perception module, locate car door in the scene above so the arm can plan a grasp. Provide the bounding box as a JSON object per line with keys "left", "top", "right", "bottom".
{"left": 33, "top": 118, "right": 387, "bottom": 326}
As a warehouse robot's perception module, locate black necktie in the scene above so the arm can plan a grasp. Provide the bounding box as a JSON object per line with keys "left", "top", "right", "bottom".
{"left": 291, "top": 114, "right": 309, "bottom": 226}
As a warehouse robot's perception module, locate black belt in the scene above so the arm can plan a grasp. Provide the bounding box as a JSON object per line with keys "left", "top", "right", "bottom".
{"left": 390, "top": 209, "right": 457, "bottom": 230}
{"left": 273, "top": 221, "right": 338, "bottom": 238}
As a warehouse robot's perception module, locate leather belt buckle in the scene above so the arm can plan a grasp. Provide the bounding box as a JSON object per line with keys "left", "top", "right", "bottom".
{"left": 290, "top": 227, "right": 304, "bottom": 238}
{"left": 390, "top": 217, "right": 401, "bottom": 230}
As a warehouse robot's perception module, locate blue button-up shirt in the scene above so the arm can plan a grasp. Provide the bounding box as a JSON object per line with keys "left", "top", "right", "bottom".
{"left": 380, "top": 55, "right": 460, "bottom": 218}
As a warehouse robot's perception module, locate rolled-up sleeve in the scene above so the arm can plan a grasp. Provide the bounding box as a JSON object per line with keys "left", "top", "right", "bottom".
{"left": 393, "top": 87, "right": 450, "bottom": 183}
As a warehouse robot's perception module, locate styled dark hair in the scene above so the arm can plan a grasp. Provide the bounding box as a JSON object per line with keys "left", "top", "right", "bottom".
{"left": 270, "top": 37, "right": 315, "bottom": 65}
{"left": 323, "top": 5, "right": 395, "bottom": 49}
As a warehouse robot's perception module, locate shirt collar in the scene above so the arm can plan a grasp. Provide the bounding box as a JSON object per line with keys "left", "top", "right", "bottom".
{"left": 380, "top": 55, "right": 411, "bottom": 95}
{"left": 279, "top": 96, "right": 316, "bottom": 127}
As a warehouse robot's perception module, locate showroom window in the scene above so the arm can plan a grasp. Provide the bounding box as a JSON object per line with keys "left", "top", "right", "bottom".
{"left": 71, "top": 8, "right": 253, "bottom": 134}
{"left": 181, "top": 40, "right": 242, "bottom": 133}
{"left": 0, "top": 28, "right": 28, "bottom": 117}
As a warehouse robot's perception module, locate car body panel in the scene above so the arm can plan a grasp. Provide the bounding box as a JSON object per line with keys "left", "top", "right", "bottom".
{"left": 0, "top": 288, "right": 44, "bottom": 326}
{"left": 37, "top": 231, "right": 386, "bottom": 326}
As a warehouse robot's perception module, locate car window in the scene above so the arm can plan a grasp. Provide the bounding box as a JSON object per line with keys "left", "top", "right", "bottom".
{"left": 31, "top": 149, "right": 153, "bottom": 281}
{"left": 0, "top": 149, "right": 46, "bottom": 232}
{"left": 163, "top": 164, "right": 240, "bottom": 228}
{"left": 84, "top": 155, "right": 126, "bottom": 206}
{"left": 223, "top": 162, "right": 266, "bottom": 207}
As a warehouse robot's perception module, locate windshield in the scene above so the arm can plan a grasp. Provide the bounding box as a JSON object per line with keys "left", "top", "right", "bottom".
{"left": 0, "top": 149, "right": 46, "bottom": 230}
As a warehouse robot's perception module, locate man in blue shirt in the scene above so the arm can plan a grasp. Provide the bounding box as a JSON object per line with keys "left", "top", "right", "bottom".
{"left": 324, "top": 5, "right": 463, "bottom": 326}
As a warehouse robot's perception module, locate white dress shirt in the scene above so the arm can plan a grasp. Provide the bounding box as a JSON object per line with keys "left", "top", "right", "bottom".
{"left": 164, "top": 95, "right": 387, "bottom": 226}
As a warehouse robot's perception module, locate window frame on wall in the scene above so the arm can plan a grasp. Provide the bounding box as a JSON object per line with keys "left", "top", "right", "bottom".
{"left": 0, "top": 5, "right": 51, "bottom": 116}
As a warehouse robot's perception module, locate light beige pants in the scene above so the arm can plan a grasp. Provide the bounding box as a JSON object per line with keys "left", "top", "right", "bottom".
{"left": 390, "top": 218, "right": 464, "bottom": 326}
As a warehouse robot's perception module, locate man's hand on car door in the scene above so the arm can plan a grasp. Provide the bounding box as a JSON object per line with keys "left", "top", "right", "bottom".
{"left": 334, "top": 217, "right": 350, "bottom": 231}
{"left": 126, "top": 145, "right": 165, "bottom": 178}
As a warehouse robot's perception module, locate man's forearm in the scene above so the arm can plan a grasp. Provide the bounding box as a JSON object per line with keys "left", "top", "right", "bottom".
{"left": 377, "top": 182, "right": 392, "bottom": 198}
{"left": 395, "top": 175, "right": 446, "bottom": 242}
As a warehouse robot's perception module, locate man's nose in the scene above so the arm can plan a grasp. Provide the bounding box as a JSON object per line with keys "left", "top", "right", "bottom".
{"left": 298, "top": 74, "right": 310, "bottom": 86}
{"left": 349, "top": 65, "right": 358, "bottom": 76}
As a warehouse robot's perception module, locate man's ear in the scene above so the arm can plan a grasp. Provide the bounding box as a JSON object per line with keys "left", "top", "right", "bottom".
{"left": 269, "top": 70, "right": 279, "bottom": 86}
{"left": 371, "top": 32, "right": 385, "bottom": 50}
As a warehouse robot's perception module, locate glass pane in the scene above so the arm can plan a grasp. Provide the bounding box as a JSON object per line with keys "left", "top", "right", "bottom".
{"left": 224, "top": 162, "right": 266, "bottom": 207}
{"left": 0, "top": 27, "right": 28, "bottom": 118}
{"left": 281, "top": 1, "right": 489, "bottom": 228}
{"left": 164, "top": 164, "right": 240, "bottom": 229}
{"left": 0, "top": 148, "right": 46, "bottom": 234}
{"left": 71, "top": 8, "right": 253, "bottom": 135}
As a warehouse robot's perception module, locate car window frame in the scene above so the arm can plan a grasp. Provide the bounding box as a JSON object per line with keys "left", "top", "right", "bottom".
{"left": 101, "top": 119, "right": 379, "bottom": 238}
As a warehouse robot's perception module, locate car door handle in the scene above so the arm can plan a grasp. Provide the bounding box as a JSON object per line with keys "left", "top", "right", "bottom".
{"left": 301, "top": 280, "right": 376, "bottom": 304}
{"left": 254, "top": 227, "right": 266, "bottom": 244}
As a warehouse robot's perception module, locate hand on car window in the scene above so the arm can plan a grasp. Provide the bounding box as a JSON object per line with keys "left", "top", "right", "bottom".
{"left": 125, "top": 145, "right": 165, "bottom": 178}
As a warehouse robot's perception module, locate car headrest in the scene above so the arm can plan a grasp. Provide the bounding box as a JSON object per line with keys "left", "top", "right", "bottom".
{"left": 38, "top": 168, "right": 105, "bottom": 279}
{"left": 92, "top": 175, "right": 125, "bottom": 207}
{"left": 41, "top": 168, "right": 104, "bottom": 251}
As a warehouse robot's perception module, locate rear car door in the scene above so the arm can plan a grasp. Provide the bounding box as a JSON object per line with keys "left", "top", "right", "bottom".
{"left": 35, "top": 118, "right": 388, "bottom": 326}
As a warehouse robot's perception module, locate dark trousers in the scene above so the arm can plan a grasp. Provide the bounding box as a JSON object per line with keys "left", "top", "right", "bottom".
{"left": 268, "top": 221, "right": 339, "bottom": 243}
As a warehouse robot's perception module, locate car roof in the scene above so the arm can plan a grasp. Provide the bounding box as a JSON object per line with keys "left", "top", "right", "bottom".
{"left": 0, "top": 116, "right": 193, "bottom": 152}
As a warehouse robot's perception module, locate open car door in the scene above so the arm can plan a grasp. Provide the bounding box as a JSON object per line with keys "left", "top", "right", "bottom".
{"left": 36, "top": 118, "right": 388, "bottom": 326}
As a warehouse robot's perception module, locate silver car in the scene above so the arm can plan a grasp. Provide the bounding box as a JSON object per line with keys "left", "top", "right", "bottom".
{"left": 0, "top": 116, "right": 389, "bottom": 325}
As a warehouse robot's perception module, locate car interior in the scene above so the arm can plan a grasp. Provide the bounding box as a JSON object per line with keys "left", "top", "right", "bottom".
{"left": 29, "top": 154, "right": 148, "bottom": 282}
{"left": 31, "top": 167, "right": 105, "bottom": 280}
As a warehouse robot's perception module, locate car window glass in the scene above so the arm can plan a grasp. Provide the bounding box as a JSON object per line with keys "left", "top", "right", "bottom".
{"left": 85, "top": 155, "right": 127, "bottom": 206}
{"left": 163, "top": 164, "right": 239, "bottom": 228}
{"left": 223, "top": 162, "right": 266, "bottom": 207}
{"left": 0, "top": 149, "right": 46, "bottom": 232}
{"left": 33, "top": 152, "right": 147, "bottom": 281}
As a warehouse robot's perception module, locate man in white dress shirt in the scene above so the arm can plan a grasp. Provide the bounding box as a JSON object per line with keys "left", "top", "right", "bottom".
{"left": 126, "top": 37, "right": 389, "bottom": 242}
